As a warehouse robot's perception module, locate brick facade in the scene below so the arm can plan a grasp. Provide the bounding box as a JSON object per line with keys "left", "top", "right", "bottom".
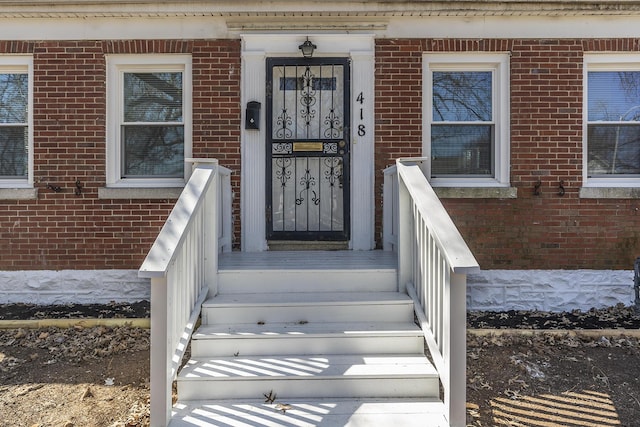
{"left": 1, "top": 36, "right": 639, "bottom": 272}
{"left": 0, "top": 39, "right": 241, "bottom": 270}
{"left": 375, "top": 38, "right": 640, "bottom": 270}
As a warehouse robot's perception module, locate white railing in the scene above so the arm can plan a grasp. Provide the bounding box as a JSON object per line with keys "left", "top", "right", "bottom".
{"left": 384, "top": 158, "right": 480, "bottom": 427}
{"left": 138, "top": 159, "right": 232, "bottom": 427}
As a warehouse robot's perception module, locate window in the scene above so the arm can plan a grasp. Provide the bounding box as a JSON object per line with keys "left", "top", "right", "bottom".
{"left": 585, "top": 54, "right": 640, "bottom": 187}
{"left": 0, "top": 56, "right": 32, "bottom": 189}
{"left": 423, "top": 54, "right": 510, "bottom": 187}
{"left": 106, "top": 55, "right": 191, "bottom": 188}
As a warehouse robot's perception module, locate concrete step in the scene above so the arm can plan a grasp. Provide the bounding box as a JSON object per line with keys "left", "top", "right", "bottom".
{"left": 218, "top": 268, "right": 398, "bottom": 293}
{"left": 191, "top": 322, "right": 424, "bottom": 357}
{"left": 217, "top": 250, "right": 398, "bottom": 294}
{"left": 176, "top": 354, "right": 439, "bottom": 401}
{"left": 169, "top": 398, "right": 448, "bottom": 427}
{"left": 201, "top": 292, "right": 414, "bottom": 325}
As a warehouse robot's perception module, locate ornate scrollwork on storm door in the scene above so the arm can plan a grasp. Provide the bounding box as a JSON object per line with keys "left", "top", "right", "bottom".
{"left": 268, "top": 60, "right": 348, "bottom": 238}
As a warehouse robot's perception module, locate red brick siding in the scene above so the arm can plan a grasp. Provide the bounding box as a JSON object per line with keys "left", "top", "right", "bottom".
{"left": 375, "top": 38, "right": 640, "bottom": 269}
{"left": 2, "top": 36, "right": 639, "bottom": 271}
{"left": 374, "top": 39, "right": 426, "bottom": 252}
{"left": 0, "top": 39, "right": 241, "bottom": 270}
{"left": 191, "top": 40, "right": 242, "bottom": 241}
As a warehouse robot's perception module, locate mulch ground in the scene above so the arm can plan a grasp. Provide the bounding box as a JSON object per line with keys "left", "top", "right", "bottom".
{"left": 3, "top": 300, "right": 639, "bottom": 330}
{"left": 0, "top": 301, "right": 151, "bottom": 321}
{"left": 468, "top": 303, "right": 640, "bottom": 329}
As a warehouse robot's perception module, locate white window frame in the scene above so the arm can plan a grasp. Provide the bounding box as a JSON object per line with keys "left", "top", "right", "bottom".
{"left": 106, "top": 54, "right": 192, "bottom": 188}
{"left": 583, "top": 53, "right": 640, "bottom": 189}
{"left": 0, "top": 55, "right": 33, "bottom": 189}
{"left": 423, "top": 53, "right": 510, "bottom": 188}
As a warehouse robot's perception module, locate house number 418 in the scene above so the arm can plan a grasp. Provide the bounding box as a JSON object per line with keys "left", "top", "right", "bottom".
{"left": 356, "top": 92, "right": 366, "bottom": 136}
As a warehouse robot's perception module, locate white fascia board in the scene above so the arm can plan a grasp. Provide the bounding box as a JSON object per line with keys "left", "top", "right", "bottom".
{"left": 386, "top": 15, "right": 640, "bottom": 39}
{"left": 0, "top": 17, "right": 229, "bottom": 40}
{"left": 3, "top": 14, "right": 640, "bottom": 41}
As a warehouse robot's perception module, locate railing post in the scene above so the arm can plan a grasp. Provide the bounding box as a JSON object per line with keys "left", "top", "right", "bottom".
{"left": 397, "top": 175, "right": 413, "bottom": 293}
{"left": 150, "top": 276, "right": 172, "bottom": 427}
{"left": 445, "top": 271, "right": 467, "bottom": 427}
{"left": 383, "top": 169, "right": 392, "bottom": 251}
{"left": 221, "top": 170, "right": 233, "bottom": 253}
{"left": 204, "top": 168, "right": 218, "bottom": 297}
{"left": 382, "top": 166, "right": 398, "bottom": 251}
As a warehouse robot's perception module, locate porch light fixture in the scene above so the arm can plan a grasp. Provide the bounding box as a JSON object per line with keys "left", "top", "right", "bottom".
{"left": 298, "top": 37, "right": 316, "bottom": 58}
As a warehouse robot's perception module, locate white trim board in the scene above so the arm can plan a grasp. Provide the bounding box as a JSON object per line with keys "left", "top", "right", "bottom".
{"left": 2, "top": 15, "right": 640, "bottom": 41}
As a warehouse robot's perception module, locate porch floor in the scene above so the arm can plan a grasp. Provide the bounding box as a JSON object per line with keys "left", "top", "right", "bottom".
{"left": 218, "top": 250, "right": 397, "bottom": 271}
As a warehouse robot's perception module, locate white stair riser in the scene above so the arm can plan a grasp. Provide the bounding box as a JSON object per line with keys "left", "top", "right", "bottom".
{"left": 178, "top": 377, "right": 439, "bottom": 400}
{"left": 170, "top": 409, "right": 447, "bottom": 427}
{"left": 202, "top": 304, "right": 414, "bottom": 324}
{"left": 191, "top": 335, "right": 424, "bottom": 357}
{"left": 169, "top": 399, "right": 448, "bottom": 427}
{"left": 217, "top": 270, "right": 398, "bottom": 294}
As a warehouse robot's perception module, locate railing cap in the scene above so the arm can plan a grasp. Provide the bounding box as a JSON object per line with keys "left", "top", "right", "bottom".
{"left": 396, "top": 158, "right": 480, "bottom": 274}
{"left": 138, "top": 166, "right": 217, "bottom": 278}
{"left": 185, "top": 158, "right": 231, "bottom": 175}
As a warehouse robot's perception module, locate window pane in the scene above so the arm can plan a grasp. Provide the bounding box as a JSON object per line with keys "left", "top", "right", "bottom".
{"left": 432, "top": 71, "right": 492, "bottom": 122}
{"left": 588, "top": 71, "right": 640, "bottom": 122}
{"left": 280, "top": 77, "right": 336, "bottom": 91}
{"left": 124, "top": 72, "right": 183, "bottom": 123}
{"left": 122, "top": 125, "right": 184, "bottom": 177}
{"left": 0, "top": 126, "right": 28, "bottom": 177}
{"left": 587, "top": 124, "right": 640, "bottom": 175}
{"left": 0, "top": 74, "right": 27, "bottom": 124}
{"left": 431, "top": 124, "right": 493, "bottom": 176}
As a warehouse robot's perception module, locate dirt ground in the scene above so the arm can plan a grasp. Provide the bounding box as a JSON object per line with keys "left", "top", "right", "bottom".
{"left": 1, "top": 303, "right": 639, "bottom": 426}
{"left": 466, "top": 332, "right": 640, "bottom": 426}
{"left": 0, "top": 326, "right": 150, "bottom": 426}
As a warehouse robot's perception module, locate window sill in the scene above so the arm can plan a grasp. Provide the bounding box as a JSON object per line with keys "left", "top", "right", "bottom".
{"left": 433, "top": 187, "right": 517, "bottom": 199}
{"left": 0, "top": 188, "right": 38, "bottom": 200}
{"left": 98, "top": 187, "right": 183, "bottom": 200}
{"left": 579, "top": 187, "right": 640, "bottom": 199}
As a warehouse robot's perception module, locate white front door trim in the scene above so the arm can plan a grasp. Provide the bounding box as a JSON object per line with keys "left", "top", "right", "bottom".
{"left": 240, "top": 33, "right": 375, "bottom": 251}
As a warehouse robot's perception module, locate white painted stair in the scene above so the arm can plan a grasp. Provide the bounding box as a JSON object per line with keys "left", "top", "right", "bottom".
{"left": 170, "top": 251, "right": 448, "bottom": 426}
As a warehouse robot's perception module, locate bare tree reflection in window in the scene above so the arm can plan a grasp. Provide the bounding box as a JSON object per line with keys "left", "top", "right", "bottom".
{"left": 431, "top": 71, "right": 493, "bottom": 177}
{"left": 0, "top": 73, "right": 28, "bottom": 178}
{"left": 588, "top": 71, "right": 640, "bottom": 175}
{"left": 122, "top": 72, "right": 184, "bottom": 178}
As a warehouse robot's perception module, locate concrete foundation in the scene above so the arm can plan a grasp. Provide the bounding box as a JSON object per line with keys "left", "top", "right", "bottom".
{"left": 0, "top": 268, "right": 634, "bottom": 312}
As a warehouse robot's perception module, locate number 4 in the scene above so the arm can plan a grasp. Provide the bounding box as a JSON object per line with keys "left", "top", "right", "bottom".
{"left": 356, "top": 92, "right": 364, "bottom": 104}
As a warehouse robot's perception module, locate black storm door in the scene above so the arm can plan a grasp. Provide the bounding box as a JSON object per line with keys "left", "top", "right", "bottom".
{"left": 266, "top": 58, "right": 351, "bottom": 241}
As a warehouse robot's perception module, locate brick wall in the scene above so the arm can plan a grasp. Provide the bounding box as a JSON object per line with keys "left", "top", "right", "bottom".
{"left": 191, "top": 40, "right": 242, "bottom": 245}
{"left": 0, "top": 39, "right": 241, "bottom": 270}
{"left": 375, "top": 38, "right": 640, "bottom": 270}
{"left": 3, "top": 36, "right": 639, "bottom": 272}
{"left": 374, "top": 39, "right": 425, "bottom": 252}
